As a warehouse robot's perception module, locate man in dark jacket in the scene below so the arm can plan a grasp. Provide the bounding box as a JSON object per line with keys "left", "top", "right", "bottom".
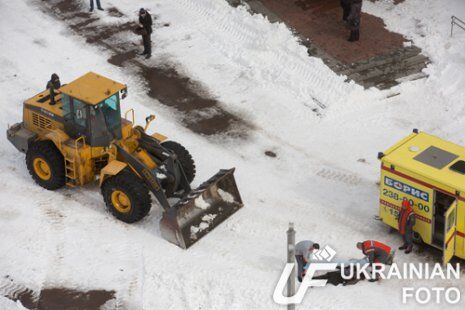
{"left": 340, "top": 0, "right": 351, "bottom": 22}
{"left": 46, "top": 73, "right": 61, "bottom": 105}
{"left": 347, "top": 0, "right": 362, "bottom": 42}
{"left": 398, "top": 200, "right": 416, "bottom": 254}
{"left": 139, "top": 8, "right": 153, "bottom": 59}
{"left": 46, "top": 73, "right": 61, "bottom": 90}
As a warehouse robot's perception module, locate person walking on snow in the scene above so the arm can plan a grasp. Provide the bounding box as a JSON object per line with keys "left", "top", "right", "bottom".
{"left": 398, "top": 199, "right": 416, "bottom": 254}
{"left": 347, "top": 0, "right": 362, "bottom": 42}
{"left": 89, "top": 0, "right": 104, "bottom": 12}
{"left": 138, "top": 8, "right": 153, "bottom": 59}
{"left": 340, "top": 0, "right": 351, "bottom": 22}
{"left": 295, "top": 240, "right": 320, "bottom": 282}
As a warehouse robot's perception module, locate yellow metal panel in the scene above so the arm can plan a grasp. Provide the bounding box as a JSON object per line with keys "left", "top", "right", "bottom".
{"left": 456, "top": 200, "right": 465, "bottom": 259}
{"left": 383, "top": 132, "right": 418, "bottom": 157}
{"left": 99, "top": 160, "right": 128, "bottom": 186}
{"left": 152, "top": 132, "right": 167, "bottom": 142}
{"left": 443, "top": 201, "right": 457, "bottom": 265}
{"left": 134, "top": 148, "right": 157, "bottom": 170}
{"left": 382, "top": 132, "right": 465, "bottom": 194}
{"left": 60, "top": 72, "right": 126, "bottom": 105}
{"left": 379, "top": 166, "right": 433, "bottom": 245}
{"left": 24, "top": 91, "right": 65, "bottom": 116}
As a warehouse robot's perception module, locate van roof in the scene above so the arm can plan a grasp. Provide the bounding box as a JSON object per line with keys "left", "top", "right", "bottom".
{"left": 382, "top": 131, "right": 465, "bottom": 193}
{"left": 60, "top": 72, "right": 126, "bottom": 105}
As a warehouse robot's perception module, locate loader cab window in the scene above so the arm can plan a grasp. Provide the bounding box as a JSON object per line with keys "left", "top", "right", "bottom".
{"left": 73, "top": 99, "right": 87, "bottom": 128}
{"left": 62, "top": 94, "right": 90, "bottom": 141}
{"left": 88, "top": 93, "right": 122, "bottom": 147}
{"left": 98, "top": 94, "right": 120, "bottom": 134}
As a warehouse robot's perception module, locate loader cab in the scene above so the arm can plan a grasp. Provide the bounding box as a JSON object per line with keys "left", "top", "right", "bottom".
{"left": 59, "top": 72, "right": 127, "bottom": 147}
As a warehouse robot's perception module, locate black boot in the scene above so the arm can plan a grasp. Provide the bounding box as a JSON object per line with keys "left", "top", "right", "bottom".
{"left": 405, "top": 245, "right": 413, "bottom": 254}
{"left": 348, "top": 30, "right": 360, "bottom": 42}
{"left": 399, "top": 244, "right": 407, "bottom": 250}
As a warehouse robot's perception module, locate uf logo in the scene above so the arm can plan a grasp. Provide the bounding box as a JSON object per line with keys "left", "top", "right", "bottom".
{"left": 273, "top": 263, "right": 338, "bottom": 305}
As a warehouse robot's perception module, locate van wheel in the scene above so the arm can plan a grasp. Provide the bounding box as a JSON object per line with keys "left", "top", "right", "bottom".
{"left": 26, "top": 140, "right": 66, "bottom": 190}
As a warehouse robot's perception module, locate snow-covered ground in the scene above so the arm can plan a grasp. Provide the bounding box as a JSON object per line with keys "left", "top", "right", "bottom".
{"left": 0, "top": 0, "right": 465, "bottom": 309}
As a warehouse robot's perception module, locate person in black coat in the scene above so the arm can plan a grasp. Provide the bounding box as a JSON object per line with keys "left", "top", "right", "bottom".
{"left": 139, "top": 8, "right": 153, "bottom": 59}
{"left": 46, "top": 73, "right": 61, "bottom": 105}
{"left": 340, "top": 0, "right": 351, "bottom": 22}
{"left": 46, "top": 73, "right": 61, "bottom": 90}
{"left": 347, "top": 0, "right": 362, "bottom": 42}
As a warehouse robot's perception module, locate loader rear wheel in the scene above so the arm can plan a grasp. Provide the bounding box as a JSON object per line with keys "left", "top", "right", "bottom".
{"left": 26, "top": 141, "right": 66, "bottom": 190}
{"left": 161, "top": 141, "right": 196, "bottom": 183}
{"left": 101, "top": 171, "right": 152, "bottom": 223}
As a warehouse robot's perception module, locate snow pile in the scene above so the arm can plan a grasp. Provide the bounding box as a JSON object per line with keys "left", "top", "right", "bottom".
{"left": 190, "top": 214, "right": 217, "bottom": 239}
{"left": 218, "top": 188, "right": 235, "bottom": 203}
{"left": 194, "top": 194, "right": 210, "bottom": 210}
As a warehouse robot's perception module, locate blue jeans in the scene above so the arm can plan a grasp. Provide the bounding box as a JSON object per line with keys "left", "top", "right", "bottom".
{"left": 90, "top": 0, "right": 102, "bottom": 10}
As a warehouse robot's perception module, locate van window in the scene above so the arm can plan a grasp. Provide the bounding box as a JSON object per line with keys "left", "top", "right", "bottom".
{"left": 450, "top": 160, "right": 465, "bottom": 174}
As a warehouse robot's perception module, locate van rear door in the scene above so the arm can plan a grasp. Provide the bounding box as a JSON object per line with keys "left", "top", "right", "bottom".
{"left": 443, "top": 200, "right": 457, "bottom": 266}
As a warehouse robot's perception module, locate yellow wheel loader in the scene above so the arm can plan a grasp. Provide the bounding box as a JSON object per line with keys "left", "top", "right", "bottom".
{"left": 6, "top": 72, "right": 243, "bottom": 249}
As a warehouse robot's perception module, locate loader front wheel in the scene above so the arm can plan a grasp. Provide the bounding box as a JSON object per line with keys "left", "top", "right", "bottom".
{"left": 101, "top": 172, "right": 152, "bottom": 223}
{"left": 161, "top": 141, "right": 196, "bottom": 183}
{"left": 26, "top": 140, "right": 66, "bottom": 190}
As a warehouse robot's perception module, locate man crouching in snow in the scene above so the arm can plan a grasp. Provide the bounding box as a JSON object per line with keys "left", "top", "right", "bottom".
{"left": 357, "top": 240, "right": 394, "bottom": 281}
{"left": 295, "top": 240, "right": 319, "bottom": 282}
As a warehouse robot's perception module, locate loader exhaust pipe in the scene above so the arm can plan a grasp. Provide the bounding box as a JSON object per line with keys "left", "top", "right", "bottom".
{"left": 160, "top": 168, "right": 243, "bottom": 249}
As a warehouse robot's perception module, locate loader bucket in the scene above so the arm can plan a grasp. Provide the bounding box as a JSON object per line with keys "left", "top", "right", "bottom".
{"left": 160, "top": 168, "right": 243, "bottom": 249}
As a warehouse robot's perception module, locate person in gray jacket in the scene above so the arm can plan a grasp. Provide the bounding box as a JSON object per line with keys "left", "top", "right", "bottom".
{"left": 295, "top": 240, "right": 320, "bottom": 282}
{"left": 347, "top": 0, "right": 362, "bottom": 42}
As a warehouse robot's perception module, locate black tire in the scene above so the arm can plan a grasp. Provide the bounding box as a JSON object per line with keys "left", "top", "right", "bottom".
{"left": 161, "top": 140, "right": 196, "bottom": 183}
{"left": 26, "top": 140, "right": 66, "bottom": 190}
{"left": 101, "top": 171, "right": 152, "bottom": 223}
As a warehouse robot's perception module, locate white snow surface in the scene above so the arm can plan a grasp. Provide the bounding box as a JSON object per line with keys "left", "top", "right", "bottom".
{"left": 0, "top": 0, "right": 465, "bottom": 309}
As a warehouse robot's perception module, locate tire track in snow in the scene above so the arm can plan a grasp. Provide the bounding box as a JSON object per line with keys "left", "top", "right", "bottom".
{"left": 174, "top": 0, "right": 352, "bottom": 114}
{"left": 39, "top": 198, "right": 67, "bottom": 287}
{"left": 315, "top": 167, "right": 362, "bottom": 186}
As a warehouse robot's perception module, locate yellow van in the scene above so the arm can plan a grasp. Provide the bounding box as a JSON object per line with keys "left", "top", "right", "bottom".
{"left": 378, "top": 130, "right": 465, "bottom": 265}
